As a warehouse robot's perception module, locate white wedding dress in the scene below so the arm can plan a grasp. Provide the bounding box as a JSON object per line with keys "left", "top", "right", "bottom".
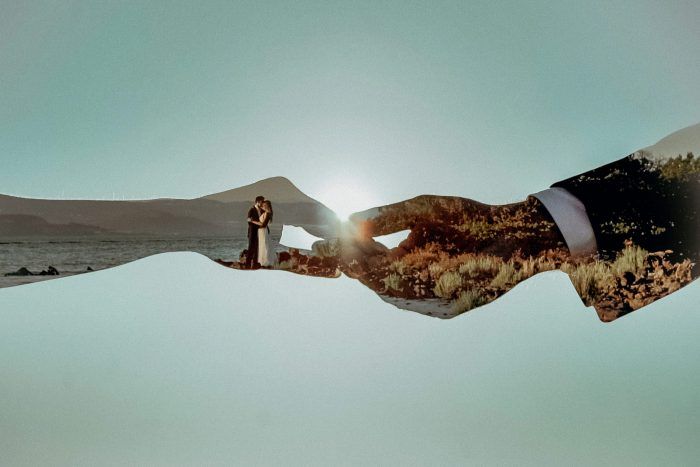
{"left": 257, "top": 213, "right": 277, "bottom": 267}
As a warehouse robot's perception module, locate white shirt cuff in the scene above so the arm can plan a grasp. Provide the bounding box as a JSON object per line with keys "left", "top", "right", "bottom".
{"left": 529, "top": 187, "right": 598, "bottom": 257}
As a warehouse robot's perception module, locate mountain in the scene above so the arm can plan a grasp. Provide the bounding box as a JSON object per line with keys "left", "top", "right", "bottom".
{"left": 199, "top": 176, "right": 321, "bottom": 204}
{"left": 637, "top": 122, "right": 700, "bottom": 160}
{"left": 0, "top": 214, "right": 110, "bottom": 237}
{"left": 0, "top": 177, "right": 337, "bottom": 238}
{"left": 0, "top": 195, "right": 231, "bottom": 236}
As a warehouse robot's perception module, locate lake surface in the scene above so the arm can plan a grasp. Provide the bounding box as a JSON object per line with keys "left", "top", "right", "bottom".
{"left": 0, "top": 232, "right": 284, "bottom": 288}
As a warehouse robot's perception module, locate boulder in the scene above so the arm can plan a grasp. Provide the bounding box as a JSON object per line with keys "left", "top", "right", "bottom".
{"left": 38, "top": 266, "right": 59, "bottom": 276}
{"left": 4, "top": 267, "right": 35, "bottom": 276}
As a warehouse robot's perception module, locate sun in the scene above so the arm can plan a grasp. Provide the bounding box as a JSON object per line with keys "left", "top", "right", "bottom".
{"left": 314, "top": 179, "right": 377, "bottom": 221}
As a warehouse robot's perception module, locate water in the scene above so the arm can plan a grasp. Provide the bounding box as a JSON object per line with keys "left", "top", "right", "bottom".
{"left": 0, "top": 233, "right": 284, "bottom": 288}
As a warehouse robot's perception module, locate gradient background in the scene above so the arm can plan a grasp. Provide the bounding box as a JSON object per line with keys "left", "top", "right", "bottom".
{"left": 1, "top": 1, "right": 699, "bottom": 464}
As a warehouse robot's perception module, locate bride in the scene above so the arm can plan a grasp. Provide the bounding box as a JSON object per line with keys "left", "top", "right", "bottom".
{"left": 252, "top": 200, "right": 277, "bottom": 268}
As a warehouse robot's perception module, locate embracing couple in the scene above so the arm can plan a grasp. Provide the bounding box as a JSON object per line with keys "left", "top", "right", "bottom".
{"left": 244, "top": 195, "right": 276, "bottom": 269}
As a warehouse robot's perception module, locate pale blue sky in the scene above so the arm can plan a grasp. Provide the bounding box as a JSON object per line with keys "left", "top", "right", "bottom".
{"left": 2, "top": 0, "right": 699, "bottom": 209}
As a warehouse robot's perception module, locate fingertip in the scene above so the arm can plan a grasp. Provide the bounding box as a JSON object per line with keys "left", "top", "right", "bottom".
{"left": 348, "top": 207, "right": 380, "bottom": 224}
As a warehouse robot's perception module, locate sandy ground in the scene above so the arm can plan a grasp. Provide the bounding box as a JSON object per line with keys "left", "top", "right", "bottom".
{"left": 379, "top": 294, "right": 458, "bottom": 319}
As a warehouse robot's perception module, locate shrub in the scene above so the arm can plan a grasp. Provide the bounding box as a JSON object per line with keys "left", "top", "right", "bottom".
{"left": 389, "top": 260, "right": 406, "bottom": 275}
{"left": 400, "top": 243, "right": 441, "bottom": 269}
{"left": 428, "top": 263, "right": 446, "bottom": 280}
{"left": 610, "top": 244, "right": 648, "bottom": 277}
{"left": 560, "top": 261, "right": 612, "bottom": 304}
{"left": 433, "top": 271, "right": 463, "bottom": 299}
{"left": 518, "top": 256, "right": 557, "bottom": 279}
{"left": 489, "top": 262, "right": 521, "bottom": 289}
{"left": 456, "top": 219, "right": 493, "bottom": 239}
{"left": 658, "top": 152, "right": 700, "bottom": 181}
{"left": 382, "top": 273, "right": 403, "bottom": 292}
{"left": 451, "top": 289, "right": 486, "bottom": 314}
{"left": 458, "top": 255, "right": 502, "bottom": 277}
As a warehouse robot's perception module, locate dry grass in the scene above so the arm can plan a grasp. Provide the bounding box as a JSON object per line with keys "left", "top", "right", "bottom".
{"left": 389, "top": 260, "right": 406, "bottom": 275}
{"left": 399, "top": 243, "right": 442, "bottom": 269}
{"left": 519, "top": 256, "right": 557, "bottom": 278}
{"left": 455, "top": 219, "right": 493, "bottom": 239}
{"left": 382, "top": 273, "right": 403, "bottom": 292}
{"left": 433, "top": 271, "right": 463, "bottom": 299}
{"left": 451, "top": 288, "right": 486, "bottom": 314}
{"left": 428, "top": 263, "right": 446, "bottom": 280}
{"left": 489, "top": 261, "right": 521, "bottom": 289}
{"left": 560, "top": 261, "right": 613, "bottom": 304}
{"left": 610, "top": 244, "right": 647, "bottom": 277}
{"left": 558, "top": 245, "right": 650, "bottom": 304}
{"left": 394, "top": 246, "right": 486, "bottom": 276}
{"left": 458, "top": 255, "right": 501, "bottom": 277}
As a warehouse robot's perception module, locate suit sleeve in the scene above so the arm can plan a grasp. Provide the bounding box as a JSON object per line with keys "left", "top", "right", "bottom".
{"left": 528, "top": 151, "right": 698, "bottom": 321}
{"left": 529, "top": 186, "right": 598, "bottom": 257}
{"left": 545, "top": 153, "right": 699, "bottom": 265}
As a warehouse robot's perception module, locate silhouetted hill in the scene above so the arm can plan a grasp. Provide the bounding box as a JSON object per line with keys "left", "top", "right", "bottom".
{"left": 0, "top": 177, "right": 337, "bottom": 237}
{"left": 199, "top": 176, "right": 319, "bottom": 204}
{"left": 0, "top": 214, "right": 110, "bottom": 236}
{"left": 636, "top": 122, "right": 700, "bottom": 161}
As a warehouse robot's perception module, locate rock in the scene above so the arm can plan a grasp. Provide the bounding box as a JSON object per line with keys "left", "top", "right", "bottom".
{"left": 38, "top": 266, "right": 59, "bottom": 276}
{"left": 278, "top": 251, "right": 292, "bottom": 263}
{"left": 4, "top": 267, "right": 35, "bottom": 276}
{"left": 620, "top": 271, "right": 636, "bottom": 286}
{"left": 86, "top": 266, "right": 94, "bottom": 271}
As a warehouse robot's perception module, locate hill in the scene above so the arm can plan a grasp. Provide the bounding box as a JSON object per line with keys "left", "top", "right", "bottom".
{"left": 0, "top": 177, "right": 337, "bottom": 238}
{"left": 199, "top": 176, "right": 321, "bottom": 204}
{"left": 637, "top": 122, "right": 700, "bottom": 160}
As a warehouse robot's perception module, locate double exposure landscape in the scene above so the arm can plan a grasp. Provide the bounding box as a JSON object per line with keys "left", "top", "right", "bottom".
{"left": 267, "top": 151, "right": 698, "bottom": 322}
{"left": 2, "top": 151, "right": 698, "bottom": 322}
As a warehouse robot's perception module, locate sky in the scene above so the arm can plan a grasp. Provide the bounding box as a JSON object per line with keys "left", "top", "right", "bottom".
{"left": 1, "top": 1, "right": 699, "bottom": 464}
{"left": 2, "top": 0, "right": 700, "bottom": 210}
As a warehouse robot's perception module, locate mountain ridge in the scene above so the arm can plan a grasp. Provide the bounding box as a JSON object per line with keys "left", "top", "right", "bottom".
{"left": 199, "top": 176, "right": 321, "bottom": 204}
{"left": 0, "top": 177, "right": 336, "bottom": 237}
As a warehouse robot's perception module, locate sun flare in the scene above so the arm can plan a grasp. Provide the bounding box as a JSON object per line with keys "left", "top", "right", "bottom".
{"left": 314, "top": 179, "right": 378, "bottom": 221}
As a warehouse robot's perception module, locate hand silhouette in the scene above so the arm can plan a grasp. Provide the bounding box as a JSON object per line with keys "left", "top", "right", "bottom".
{"left": 312, "top": 195, "right": 571, "bottom": 318}
{"left": 0, "top": 176, "right": 343, "bottom": 286}
{"left": 294, "top": 124, "right": 700, "bottom": 322}
{"left": 313, "top": 191, "right": 696, "bottom": 321}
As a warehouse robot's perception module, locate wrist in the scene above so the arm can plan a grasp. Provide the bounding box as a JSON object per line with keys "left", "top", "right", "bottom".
{"left": 528, "top": 187, "right": 598, "bottom": 258}
{"left": 497, "top": 197, "right": 572, "bottom": 260}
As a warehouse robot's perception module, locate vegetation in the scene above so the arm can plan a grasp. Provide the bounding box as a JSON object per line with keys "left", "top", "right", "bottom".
{"left": 452, "top": 289, "right": 486, "bottom": 314}
{"left": 433, "top": 271, "right": 463, "bottom": 299}
{"left": 226, "top": 184, "right": 696, "bottom": 322}
{"left": 382, "top": 273, "right": 403, "bottom": 293}
{"left": 657, "top": 152, "right": 700, "bottom": 182}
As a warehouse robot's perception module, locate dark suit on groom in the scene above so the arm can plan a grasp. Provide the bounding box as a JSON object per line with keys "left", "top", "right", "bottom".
{"left": 245, "top": 204, "right": 261, "bottom": 268}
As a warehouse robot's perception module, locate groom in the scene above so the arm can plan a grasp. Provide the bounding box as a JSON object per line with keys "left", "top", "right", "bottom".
{"left": 244, "top": 195, "right": 265, "bottom": 269}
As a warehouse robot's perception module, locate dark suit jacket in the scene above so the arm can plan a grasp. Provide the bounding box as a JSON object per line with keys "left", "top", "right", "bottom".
{"left": 247, "top": 206, "right": 260, "bottom": 239}
{"left": 551, "top": 152, "right": 699, "bottom": 264}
